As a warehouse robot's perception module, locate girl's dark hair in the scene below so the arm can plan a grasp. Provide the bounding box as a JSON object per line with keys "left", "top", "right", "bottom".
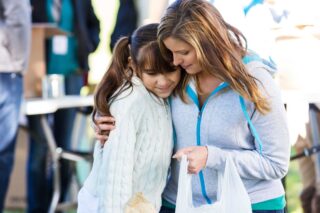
{"left": 93, "top": 23, "right": 178, "bottom": 119}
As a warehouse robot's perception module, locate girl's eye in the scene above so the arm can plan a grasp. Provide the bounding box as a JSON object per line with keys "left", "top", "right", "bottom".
{"left": 143, "top": 70, "right": 158, "bottom": 76}
{"left": 146, "top": 72, "right": 157, "bottom": 76}
{"left": 181, "top": 51, "right": 189, "bottom": 55}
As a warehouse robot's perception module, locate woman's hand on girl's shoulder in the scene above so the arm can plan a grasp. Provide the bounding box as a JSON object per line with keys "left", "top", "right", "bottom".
{"left": 92, "top": 115, "right": 116, "bottom": 145}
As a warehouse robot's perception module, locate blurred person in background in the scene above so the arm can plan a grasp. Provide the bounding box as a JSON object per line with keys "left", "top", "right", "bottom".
{"left": 187, "top": 0, "right": 280, "bottom": 69}
{"left": 110, "top": 0, "right": 169, "bottom": 52}
{"left": 295, "top": 111, "right": 320, "bottom": 213}
{"left": 242, "top": 0, "right": 288, "bottom": 68}
{"left": 135, "top": 0, "right": 169, "bottom": 26}
{"left": 0, "top": 0, "right": 31, "bottom": 212}
{"left": 110, "top": 0, "right": 138, "bottom": 51}
{"left": 27, "top": 0, "right": 100, "bottom": 212}
{"left": 276, "top": 1, "right": 320, "bottom": 212}
{"left": 209, "top": 0, "right": 284, "bottom": 69}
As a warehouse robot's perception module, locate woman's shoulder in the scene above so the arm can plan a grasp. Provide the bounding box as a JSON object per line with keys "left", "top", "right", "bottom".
{"left": 245, "top": 61, "right": 282, "bottom": 100}
{"left": 245, "top": 61, "right": 275, "bottom": 84}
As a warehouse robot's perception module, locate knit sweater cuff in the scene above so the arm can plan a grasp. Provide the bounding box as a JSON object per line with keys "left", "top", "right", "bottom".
{"left": 206, "top": 145, "right": 227, "bottom": 170}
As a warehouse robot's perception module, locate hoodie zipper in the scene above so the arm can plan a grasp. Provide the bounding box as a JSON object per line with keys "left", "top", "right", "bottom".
{"left": 187, "top": 82, "right": 229, "bottom": 204}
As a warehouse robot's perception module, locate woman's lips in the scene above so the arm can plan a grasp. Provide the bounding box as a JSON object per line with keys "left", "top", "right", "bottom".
{"left": 182, "top": 64, "right": 191, "bottom": 69}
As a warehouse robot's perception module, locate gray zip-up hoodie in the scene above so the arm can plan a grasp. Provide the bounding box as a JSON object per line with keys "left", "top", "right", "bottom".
{"left": 163, "top": 60, "right": 290, "bottom": 206}
{"left": 0, "top": 0, "right": 31, "bottom": 73}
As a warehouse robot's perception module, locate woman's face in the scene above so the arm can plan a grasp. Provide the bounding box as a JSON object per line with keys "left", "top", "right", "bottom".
{"left": 163, "top": 37, "right": 202, "bottom": 75}
{"left": 141, "top": 68, "right": 181, "bottom": 98}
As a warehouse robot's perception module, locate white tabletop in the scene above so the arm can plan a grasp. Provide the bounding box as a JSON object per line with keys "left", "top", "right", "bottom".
{"left": 23, "top": 95, "right": 94, "bottom": 115}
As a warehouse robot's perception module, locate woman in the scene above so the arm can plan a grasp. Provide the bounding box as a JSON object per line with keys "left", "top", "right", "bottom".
{"left": 157, "top": 0, "right": 290, "bottom": 212}
{"left": 77, "top": 23, "right": 181, "bottom": 213}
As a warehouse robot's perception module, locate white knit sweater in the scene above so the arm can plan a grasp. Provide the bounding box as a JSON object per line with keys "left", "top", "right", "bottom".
{"left": 78, "top": 76, "right": 173, "bottom": 213}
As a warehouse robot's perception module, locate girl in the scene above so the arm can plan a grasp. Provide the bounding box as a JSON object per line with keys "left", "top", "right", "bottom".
{"left": 158, "top": 0, "right": 290, "bottom": 212}
{"left": 77, "top": 23, "right": 181, "bottom": 213}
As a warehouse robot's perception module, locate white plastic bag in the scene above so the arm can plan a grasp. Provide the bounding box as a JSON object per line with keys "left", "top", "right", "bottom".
{"left": 175, "top": 155, "right": 252, "bottom": 213}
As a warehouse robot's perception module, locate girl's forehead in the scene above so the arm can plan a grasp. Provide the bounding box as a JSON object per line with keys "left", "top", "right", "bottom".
{"left": 137, "top": 51, "right": 156, "bottom": 67}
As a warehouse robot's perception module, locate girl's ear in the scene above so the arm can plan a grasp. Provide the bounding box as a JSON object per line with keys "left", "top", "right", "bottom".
{"left": 128, "top": 56, "right": 136, "bottom": 71}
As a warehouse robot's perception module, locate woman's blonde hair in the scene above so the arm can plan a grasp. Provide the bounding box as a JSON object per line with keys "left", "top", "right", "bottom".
{"left": 158, "top": 0, "right": 270, "bottom": 114}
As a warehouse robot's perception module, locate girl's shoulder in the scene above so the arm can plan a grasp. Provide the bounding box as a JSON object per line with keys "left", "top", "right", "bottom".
{"left": 111, "top": 76, "right": 163, "bottom": 113}
{"left": 109, "top": 79, "right": 151, "bottom": 125}
{"left": 112, "top": 80, "right": 146, "bottom": 107}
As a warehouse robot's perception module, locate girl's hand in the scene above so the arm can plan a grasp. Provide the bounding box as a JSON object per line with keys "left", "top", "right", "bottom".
{"left": 93, "top": 115, "right": 116, "bottom": 145}
{"left": 173, "top": 146, "right": 208, "bottom": 174}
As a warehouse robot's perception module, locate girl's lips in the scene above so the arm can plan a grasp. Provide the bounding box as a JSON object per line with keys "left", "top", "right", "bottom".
{"left": 157, "top": 86, "right": 173, "bottom": 93}
{"left": 158, "top": 87, "right": 170, "bottom": 92}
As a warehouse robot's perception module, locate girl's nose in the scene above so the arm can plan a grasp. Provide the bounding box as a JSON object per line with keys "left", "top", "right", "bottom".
{"left": 157, "top": 75, "right": 170, "bottom": 87}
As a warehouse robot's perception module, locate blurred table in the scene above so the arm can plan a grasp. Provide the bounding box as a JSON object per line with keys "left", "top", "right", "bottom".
{"left": 23, "top": 95, "right": 93, "bottom": 213}
{"left": 24, "top": 95, "right": 93, "bottom": 115}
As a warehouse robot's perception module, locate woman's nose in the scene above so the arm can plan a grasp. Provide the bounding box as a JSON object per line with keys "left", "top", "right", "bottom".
{"left": 173, "top": 54, "right": 182, "bottom": 66}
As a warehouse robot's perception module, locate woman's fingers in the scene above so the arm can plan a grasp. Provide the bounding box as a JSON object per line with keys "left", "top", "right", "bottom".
{"left": 173, "top": 146, "right": 208, "bottom": 174}
{"left": 98, "top": 123, "right": 115, "bottom": 132}
{"left": 187, "top": 161, "right": 200, "bottom": 174}
{"left": 92, "top": 115, "right": 116, "bottom": 145}
{"left": 172, "top": 146, "right": 195, "bottom": 159}
{"left": 95, "top": 132, "right": 108, "bottom": 144}
{"left": 95, "top": 116, "right": 115, "bottom": 124}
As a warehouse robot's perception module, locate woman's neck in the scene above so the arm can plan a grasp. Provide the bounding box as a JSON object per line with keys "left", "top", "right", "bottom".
{"left": 195, "top": 72, "right": 223, "bottom": 108}
{"left": 197, "top": 72, "right": 222, "bottom": 94}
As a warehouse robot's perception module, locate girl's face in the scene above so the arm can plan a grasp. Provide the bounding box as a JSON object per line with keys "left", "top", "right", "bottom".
{"left": 163, "top": 37, "right": 202, "bottom": 75}
{"left": 141, "top": 68, "right": 181, "bottom": 98}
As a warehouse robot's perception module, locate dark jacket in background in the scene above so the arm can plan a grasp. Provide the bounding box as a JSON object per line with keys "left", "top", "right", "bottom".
{"left": 30, "top": 0, "right": 100, "bottom": 71}
{"left": 110, "top": 0, "right": 137, "bottom": 51}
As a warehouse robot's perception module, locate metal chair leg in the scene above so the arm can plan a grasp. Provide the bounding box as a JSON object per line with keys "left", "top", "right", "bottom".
{"left": 40, "top": 116, "right": 61, "bottom": 213}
